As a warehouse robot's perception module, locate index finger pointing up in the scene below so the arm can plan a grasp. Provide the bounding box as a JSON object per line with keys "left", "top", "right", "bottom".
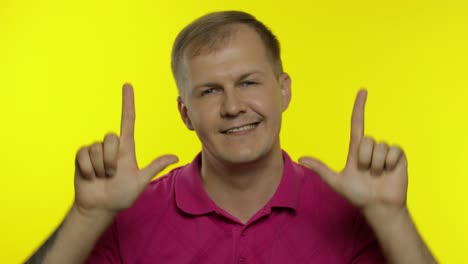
{"left": 348, "top": 89, "right": 367, "bottom": 162}
{"left": 120, "top": 83, "right": 136, "bottom": 144}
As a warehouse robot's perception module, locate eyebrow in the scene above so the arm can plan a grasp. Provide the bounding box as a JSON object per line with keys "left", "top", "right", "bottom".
{"left": 193, "top": 70, "right": 264, "bottom": 90}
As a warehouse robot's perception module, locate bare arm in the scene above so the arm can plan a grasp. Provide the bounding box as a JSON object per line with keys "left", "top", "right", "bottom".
{"left": 25, "top": 221, "right": 63, "bottom": 264}
{"left": 25, "top": 84, "right": 178, "bottom": 263}
{"left": 25, "top": 206, "right": 115, "bottom": 264}
{"left": 364, "top": 207, "right": 436, "bottom": 264}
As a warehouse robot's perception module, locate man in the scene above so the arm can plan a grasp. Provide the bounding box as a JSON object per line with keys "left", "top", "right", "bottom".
{"left": 27, "top": 10, "right": 436, "bottom": 263}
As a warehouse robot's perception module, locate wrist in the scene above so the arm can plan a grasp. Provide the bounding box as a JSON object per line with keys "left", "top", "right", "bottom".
{"left": 362, "top": 205, "right": 437, "bottom": 263}
{"left": 70, "top": 203, "right": 117, "bottom": 225}
{"left": 362, "top": 204, "right": 410, "bottom": 230}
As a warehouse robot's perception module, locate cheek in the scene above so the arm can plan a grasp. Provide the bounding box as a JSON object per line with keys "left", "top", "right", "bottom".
{"left": 187, "top": 103, "right": 219, "bottom": 131}
{"left": 248, "top": 88, "right": 283, "bottom": 115}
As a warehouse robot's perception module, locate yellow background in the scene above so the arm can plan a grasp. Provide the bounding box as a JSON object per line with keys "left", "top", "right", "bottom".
{"left": 1, "top": 0, "right": 467, "bottom": 262}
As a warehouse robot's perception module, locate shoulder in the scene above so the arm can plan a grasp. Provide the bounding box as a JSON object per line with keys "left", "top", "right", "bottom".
{"left": 294, "top": 162, "right": 359, "bottom": 220}
{"left": 281, "top": 150, "right": 357, "bottom": 218}
{"left": 115, "top": 165, "right": 185, "bottom": 223}
{"left": 291, "top": 161, "right": 385, "bottom": 262}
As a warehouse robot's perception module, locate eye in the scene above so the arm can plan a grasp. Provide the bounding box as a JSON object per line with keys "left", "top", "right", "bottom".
{"left": 241, "top": 80, "right": 258, "bottom": 87}
{"left": 201, "top": 87, "right": 220, "bottom": 96}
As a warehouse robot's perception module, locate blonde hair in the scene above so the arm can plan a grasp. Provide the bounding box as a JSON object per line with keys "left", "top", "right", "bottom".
{"left": 171, "top": 10, "right": 283, "bottom": 93}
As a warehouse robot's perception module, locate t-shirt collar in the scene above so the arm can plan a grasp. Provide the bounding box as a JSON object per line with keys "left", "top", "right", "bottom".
{"left": 174, "top": 150, "right": 304, "bottom": 215}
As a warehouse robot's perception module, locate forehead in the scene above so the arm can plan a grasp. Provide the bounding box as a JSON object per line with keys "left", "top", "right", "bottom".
{"left": 181, "top": 25, "right": 273, "bottom": 87}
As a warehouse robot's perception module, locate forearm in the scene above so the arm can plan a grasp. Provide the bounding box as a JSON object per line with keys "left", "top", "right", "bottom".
{"left": 364, "top": 207, "right": 437, "bottom": 264}
{"left": 26, "top": 205, "right": 116, "bottom": 264}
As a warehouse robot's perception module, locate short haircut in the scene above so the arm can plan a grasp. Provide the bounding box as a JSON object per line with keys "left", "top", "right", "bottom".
{"left": 171, "top": 10, "right": 283, "bottom": 93}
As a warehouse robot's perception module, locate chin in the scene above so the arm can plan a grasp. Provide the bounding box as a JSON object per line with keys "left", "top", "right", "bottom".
{"left": 222, "top": 150, "right": 260, "bottom": 164}
{"left": 217, "top": 143, "right": 274, "bottom": 165}
{"left": 201, "top": 132, "right": 281, "bottom": 166}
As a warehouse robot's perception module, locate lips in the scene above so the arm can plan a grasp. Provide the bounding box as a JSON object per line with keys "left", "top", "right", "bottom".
{"left": 221, "top": 122, "right": 261, "bottom": 134}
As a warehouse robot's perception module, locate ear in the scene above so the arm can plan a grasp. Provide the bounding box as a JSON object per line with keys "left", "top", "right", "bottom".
{"left": 279, "top": 72, "right": 292, "bottom": 112}
{"left": 177, "top": 96, "right": 194, "bottom": 131}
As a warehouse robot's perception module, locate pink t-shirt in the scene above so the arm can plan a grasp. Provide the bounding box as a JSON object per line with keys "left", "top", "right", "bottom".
{"left": 86, "top": 151, "right": 386, "bottom": 263}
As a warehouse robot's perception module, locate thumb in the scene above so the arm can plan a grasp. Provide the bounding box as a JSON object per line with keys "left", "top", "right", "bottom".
{"left": 140, "top": 154, "right": 179, "bottom": 185}
{"left": 298, "top": 156, "right": 340, "bottom": 191}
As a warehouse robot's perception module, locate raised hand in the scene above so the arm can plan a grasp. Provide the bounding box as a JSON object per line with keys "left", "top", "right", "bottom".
{"left": 299, "top": 90, "right": 408, "bottom": 217}
{"left": 74, "top": 83, "right": 178, "bottom": 215}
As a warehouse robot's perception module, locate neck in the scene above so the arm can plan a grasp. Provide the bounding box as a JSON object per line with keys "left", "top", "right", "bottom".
{"left": 200, "top": 146, "right": 284, "bottom": 223}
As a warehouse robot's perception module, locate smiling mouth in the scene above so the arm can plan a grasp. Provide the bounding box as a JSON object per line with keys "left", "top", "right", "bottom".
{"left": 222, "top": 122, "right": 260, "bottom": 134}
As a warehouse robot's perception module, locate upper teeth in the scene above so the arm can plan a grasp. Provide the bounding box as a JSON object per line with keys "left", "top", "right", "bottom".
{"left": 226, "top": 124, "right": 257, "bottom": 133}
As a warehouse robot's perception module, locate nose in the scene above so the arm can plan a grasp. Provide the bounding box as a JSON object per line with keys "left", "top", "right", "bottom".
{"left": 220, "top": 89, "right": 246, "bottom": 118}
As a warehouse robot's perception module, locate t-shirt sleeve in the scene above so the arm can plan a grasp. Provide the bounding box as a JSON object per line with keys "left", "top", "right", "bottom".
{"left": 85, "top": 221, "right": 122, "bottom": 264}
{"left": 349, "top": 211, "right": 387, "bottom": 264}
